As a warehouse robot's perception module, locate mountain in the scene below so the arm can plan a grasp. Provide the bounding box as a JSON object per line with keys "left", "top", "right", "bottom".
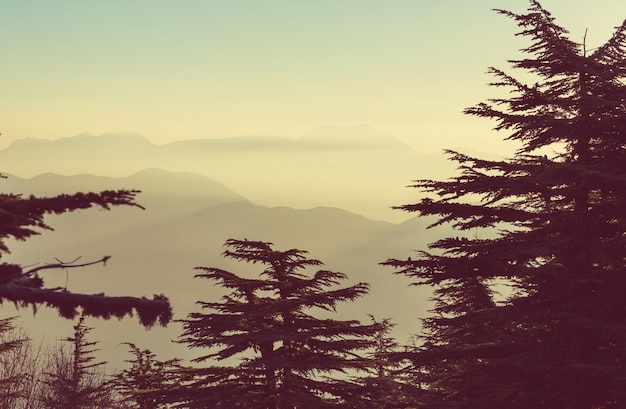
{"left": 1, "top": 170, "right": 443, "bottom": 369}
{"left": 0, "top": 127, "right": 458, "bottom": 222}
{"left": 163, "top": 135, "right": 301, "bottom": 151}
{"left": 1, "top": 132, "right": 157, "bottom": 174}
{"left": 3, "top": 168, "right": 240, "bottom": 197}
{"left": 2, "top": 168, "right": 247, "bottom": 224}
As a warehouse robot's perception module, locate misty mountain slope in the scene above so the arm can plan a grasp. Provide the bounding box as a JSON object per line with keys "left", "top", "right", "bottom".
{"left": 3, "top": 168, "right": 244, "bottom": 203}
{"left": 178, "top": 201, "right": 394, "bottom": 249}
{"left": 329, "top": 214, "right": 447, "bottom": 261}
{"left": 318, "top": 214, "right": 453, "bottom": 337}
{"left": 23, "top": 200, "right": 400, "bottom": 297}
{"left": 1, "top": 169, "right": 249, "bottom": 239}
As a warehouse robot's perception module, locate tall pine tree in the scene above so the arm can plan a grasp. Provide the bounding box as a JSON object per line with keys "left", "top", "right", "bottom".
{"left": 385, "top": 1, "right": 626, "bottom": 408}
{"left": 173, "top": 239, "right": 382, "bottom": 408}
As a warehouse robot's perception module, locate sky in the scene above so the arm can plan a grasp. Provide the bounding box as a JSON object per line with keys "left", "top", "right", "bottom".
{"left": 1, "top": 0, "right": 625, "bottom": 153}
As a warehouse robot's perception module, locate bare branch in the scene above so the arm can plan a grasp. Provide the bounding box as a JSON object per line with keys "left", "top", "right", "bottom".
{"left": 23, "top": 256, "right": 112, "bottom": 277}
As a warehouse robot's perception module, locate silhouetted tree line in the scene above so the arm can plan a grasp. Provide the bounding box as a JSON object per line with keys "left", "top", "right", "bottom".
{"left": 0, "top": 1, "right": 624, "bottom": 408}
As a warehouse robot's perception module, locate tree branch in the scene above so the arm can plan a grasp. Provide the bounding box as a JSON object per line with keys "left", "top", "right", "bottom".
{"left": 0, "top": 283, "right": 172, "bottom": 328}
{"left": 23, "top": 256, "right": 112, "bottom": 277}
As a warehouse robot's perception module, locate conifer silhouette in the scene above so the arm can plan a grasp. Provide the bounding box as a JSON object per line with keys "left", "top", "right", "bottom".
{"left": 174, "top": 239, "right": 382, "bottom": 408}
{"left": 386, "top": 1, "right": 626, "bottom": 407}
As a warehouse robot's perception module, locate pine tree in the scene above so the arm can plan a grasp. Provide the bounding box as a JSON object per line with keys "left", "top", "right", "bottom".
{"left": 0, "top": 173, "right": 171, "bottom": 327}
{"left": 173, "top": 239, "right": 382, "bottom": 408}
{"left": 41, "top": 314, "right": 114, "bottom": 409}
{"left": 0, "top": 317, "right": 30, "bottom": 405}
{"left": 385, "top": 1, "right": 626, "bottom": 408}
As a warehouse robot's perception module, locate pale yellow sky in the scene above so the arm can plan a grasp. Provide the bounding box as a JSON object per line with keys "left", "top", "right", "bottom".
{"left": 1, "top": 1, "right": 624, "bottom": 154}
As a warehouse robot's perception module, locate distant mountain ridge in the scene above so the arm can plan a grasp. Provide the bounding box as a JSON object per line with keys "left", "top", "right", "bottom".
{"left": 0, "top": 125, "right": 456, "bottom": 222}
{"left": 2, "top": 168, "right": 246, "bottom": 211}
{"left": 1, "top": 125, "right": 509, "bottom": 225}
{"left": 5, "top": 125, "right": 409, "bottom": 152}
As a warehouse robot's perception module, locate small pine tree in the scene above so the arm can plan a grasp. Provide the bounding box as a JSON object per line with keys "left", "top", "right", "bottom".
{"left": 41, "top": 314, "right": 114, "bottom": 409}
{"left": 173, "top": 239, "right": 382, "bottom": 408}
{"left": 0, "top": 317, "right": 30, "bottom": 405}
